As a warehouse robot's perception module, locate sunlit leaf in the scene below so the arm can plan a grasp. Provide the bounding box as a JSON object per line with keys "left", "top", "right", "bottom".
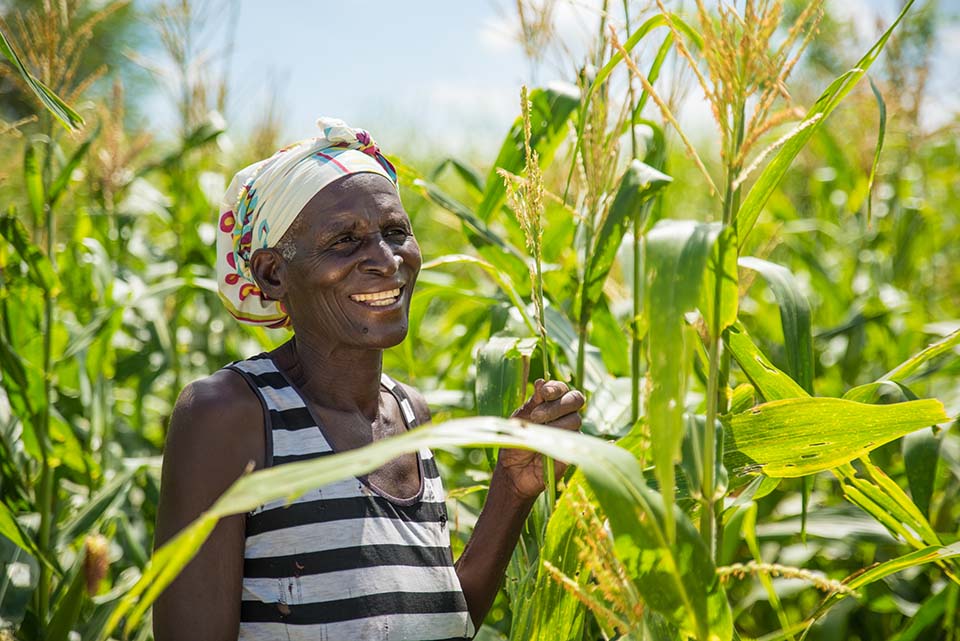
{"left": 726, "top": 397, "right": 949, "bottom": 478}
{"left": 476, "top": 336, "right": 536, "bottom": 418}
{"left": 725, "top": 322, "right": 807, "bottom": 402}
{"left": 880, "top": 328, "right": 960, "bottom": 382}
{"left": 0, "top": 30, "right": 84, "bottom": 129}
{"left": 843, "top": 381, "right": 942, "bottom": 518}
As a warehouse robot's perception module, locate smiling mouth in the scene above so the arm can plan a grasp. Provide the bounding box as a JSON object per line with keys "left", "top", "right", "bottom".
{"left": 349, "top": 287, "right": 402, "bottom": 307}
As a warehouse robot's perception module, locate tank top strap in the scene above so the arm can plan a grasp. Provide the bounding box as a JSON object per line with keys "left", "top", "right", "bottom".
{"left": 379, "top": 373, "right": 419, "bottom": 429}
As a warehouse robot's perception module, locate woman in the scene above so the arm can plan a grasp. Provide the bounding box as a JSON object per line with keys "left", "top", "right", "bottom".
{"left": 153, "top": 118, "right": 585, "bottom": 640}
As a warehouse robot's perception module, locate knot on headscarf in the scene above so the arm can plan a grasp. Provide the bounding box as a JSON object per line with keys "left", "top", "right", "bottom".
{"left": 215, "top": 117, "right": 398, "bottom": 328}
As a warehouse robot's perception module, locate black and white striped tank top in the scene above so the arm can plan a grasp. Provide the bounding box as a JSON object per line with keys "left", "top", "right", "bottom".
{"left": 226, "top": 354, "right": 474, "bottom": 640}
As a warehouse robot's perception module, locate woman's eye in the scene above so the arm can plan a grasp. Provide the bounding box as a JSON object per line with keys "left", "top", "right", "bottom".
{"left": 334, "top": 235, "right": 359, "bottom": 246}
{"left": 386, "top": 228, "right": 409, "bottom": 239}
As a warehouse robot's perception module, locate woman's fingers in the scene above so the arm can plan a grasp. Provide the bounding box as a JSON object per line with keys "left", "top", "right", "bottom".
{"left": 539, "top": 380, "right": 569, "bottom": 402}
{"left": 528, "top": 390, "right": 585, "bottom": 425}
{"left": 545, "top": 412, "right": 582, "bottom": 432}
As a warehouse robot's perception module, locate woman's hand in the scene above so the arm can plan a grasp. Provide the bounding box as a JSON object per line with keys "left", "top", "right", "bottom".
{"left": 495, "top": 379, "right": 585, "bottom": 502}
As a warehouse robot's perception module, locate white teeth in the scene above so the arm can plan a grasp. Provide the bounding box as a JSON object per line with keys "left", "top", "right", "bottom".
{"left": 350, "top": 288, "right": 401, "bottom": 304}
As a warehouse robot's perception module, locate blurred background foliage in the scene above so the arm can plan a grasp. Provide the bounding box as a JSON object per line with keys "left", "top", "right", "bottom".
{"left": 0, "top": 0, "right": 958, "bottom": 639}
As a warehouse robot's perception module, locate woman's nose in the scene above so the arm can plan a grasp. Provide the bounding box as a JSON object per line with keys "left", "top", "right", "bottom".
{"left": 359, "top": 235, "right": 401, "bottom": 275}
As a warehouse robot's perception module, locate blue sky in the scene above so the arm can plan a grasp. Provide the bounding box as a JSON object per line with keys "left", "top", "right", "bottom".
{"left": 143, "top": 0, "right": 959, "bottom": 158}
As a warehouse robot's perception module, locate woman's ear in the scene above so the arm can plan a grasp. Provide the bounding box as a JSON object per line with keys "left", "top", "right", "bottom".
{"left": 250, "top": 248, "right": 288, "bottom": 301}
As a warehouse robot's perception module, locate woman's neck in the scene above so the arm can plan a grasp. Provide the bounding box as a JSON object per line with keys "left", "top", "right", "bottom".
{"left": 274, "top": 333, "right": 383, "bottom": 421}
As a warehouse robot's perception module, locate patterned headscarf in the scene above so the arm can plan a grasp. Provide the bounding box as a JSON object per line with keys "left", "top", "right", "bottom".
{"left": 215, "top": 117, "right": 398, "bottom": 328}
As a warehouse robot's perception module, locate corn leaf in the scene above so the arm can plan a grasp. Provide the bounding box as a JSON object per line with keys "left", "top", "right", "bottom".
{"left": 725, "top": 321, "right": 808, "bottom": 402}
{"left": 847, "top": 542, "right": 960, "bottom": 591}
{"left": 23, "top": 142, "right": 44, "bottom": 226}
{"left": 103, "top": 418, "right": 730, "bottom": 641}
{"left": 580, "top": 160, "right": 671, "bottom": 325}
{"left": 880, "top": 328, "right": 960, "bottom": 382}
{"left": 843, "top": 381, "right": 942, "bottom": 518}
{"left": 739, "top": 257, "right": 814, "bottom": 392}
{"left": 736, "top": 0, "right": 915, "bottom": 247}
{"left": 0, "top": 213, "right": 59, "bottom": 295}
{"left": 645, "top": 219, "right": 725, "bottom": 539}
{"left": 903, "top": 427, "right": 940, "bottom": 518}
{"left": 476, "top": 336, "right": 536, "bottom": 418}
{"left": 701, "top": 226, "right": 739, "bottom": 339}
{"left": 431, "top": 157, "right": 485, "bottom": 194}
{"left": 805, "top": 531, "right": 960, "bottom": 628}
{"left": 56, "top": 465, "right": 140, "bottom": 547}
{"left": 0, "top": 500, "right": 51, "bottom": 569}
{"left": 0, "top": 29, "right": 84, "bottom": 130}
{"left": 726, "top": 397, "right": 949, "bottom": 478}
{"left": 413, "top": 179, "right": 531, "bottom": 291}
{"left": 48, "top": 125, "right": 99, "bottom": 206}
{"left": 865, "top": 76, "right": 887, "bottom": 225}
{"left": 423, "top": 254, "right": 535, "bottom": 335}
{"left": 478, "top": 85, "right": 579, "bottom": 222}
{"left": 46, "top": 558, "right": 87, "bottom": 641}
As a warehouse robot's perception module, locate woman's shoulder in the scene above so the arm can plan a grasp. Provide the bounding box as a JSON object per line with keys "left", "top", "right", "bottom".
{"left": 164, "top": 366, "right": 267, "bottom": 473}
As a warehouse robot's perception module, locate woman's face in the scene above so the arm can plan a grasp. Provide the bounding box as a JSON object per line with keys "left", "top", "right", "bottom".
{"left": 278, "top": 172, "right": 421, "bottom": 350}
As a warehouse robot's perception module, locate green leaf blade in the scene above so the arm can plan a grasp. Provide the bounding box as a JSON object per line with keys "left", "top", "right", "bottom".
{"left": 736, "top": 0, "right": 916, "bottom": 247}
{"left": 727, "top": 397, "right": 949, "bottom": 478}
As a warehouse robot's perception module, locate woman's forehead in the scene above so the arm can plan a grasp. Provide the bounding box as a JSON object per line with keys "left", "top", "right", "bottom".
{"left": 295, "top": 174, "right": 408, "bottom": 228}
